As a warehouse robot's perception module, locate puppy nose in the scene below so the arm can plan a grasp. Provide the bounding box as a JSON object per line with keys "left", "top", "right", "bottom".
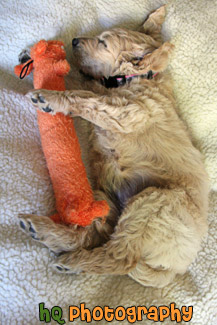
{"left": 72, "top": 38, "right": 79, "bottom": 47}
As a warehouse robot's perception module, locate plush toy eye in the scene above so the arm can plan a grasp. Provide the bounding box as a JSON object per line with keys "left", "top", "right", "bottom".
{"left": 61, "top": 45, "right": 64, "bottom": 49}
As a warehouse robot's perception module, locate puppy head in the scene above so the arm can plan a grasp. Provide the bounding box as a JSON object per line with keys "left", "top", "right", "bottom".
{"left": 72, "top": 6, "right": 174, "bottom": 78}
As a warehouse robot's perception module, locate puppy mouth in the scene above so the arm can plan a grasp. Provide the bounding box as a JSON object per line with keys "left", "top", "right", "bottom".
{"left": 79, "top": 69, "right": 95, "bottom": 80}
{"left": 79, "top": 68, "right": 103, "bottom": 81}
{"left": 73, "top": 51, "right": 94, "bottom": 79}
{"left": 72, "top": 47, "right": 94, "bottom": 79}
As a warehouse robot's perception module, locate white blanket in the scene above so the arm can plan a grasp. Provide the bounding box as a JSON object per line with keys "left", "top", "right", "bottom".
{"left": 0, "top": 0, "right": 217, "bottom": 324}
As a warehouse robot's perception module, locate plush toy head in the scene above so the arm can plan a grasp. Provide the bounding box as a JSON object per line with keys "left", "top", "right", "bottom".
{"left": 14, "top": 40, "right": 70, "bottom": 83}
{"left": 31, "top": 40, "right": 66, "bottom": 62}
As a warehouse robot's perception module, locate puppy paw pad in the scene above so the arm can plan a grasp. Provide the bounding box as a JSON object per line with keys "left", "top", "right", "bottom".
{"left": 38, "top": 95, "right": 46, "bottom": 103}
{"left": 42, "top": 106, "right": 53, "bottom": 113}
{"left": 31, "top": 97, "right": 38, "bottom": 104}
{"left": 19, "top": 220, "right": 26, "bottom": 230}
{"left": 54, "top": 265, "right": 70, "bottom": 272}
{"left": 29, "top": 223, "right": 36, "bottom": 233}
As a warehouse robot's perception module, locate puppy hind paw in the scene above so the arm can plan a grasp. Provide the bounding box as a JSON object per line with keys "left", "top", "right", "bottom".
{"left": 18, "top": 214, "right": 42, "bottom": 241}
{"left": 52, "top": 263, "right": 81, "bottom": 274}
{"left": 51, "top": 251, "right": 83, "bottom": 274}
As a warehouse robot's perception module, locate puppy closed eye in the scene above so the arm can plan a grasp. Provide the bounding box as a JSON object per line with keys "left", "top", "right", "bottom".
{"left": 131, "top": 57, "right": 144, "bottom": 65}
{"left": 131, "top": 51, "right": 153, "bottom": 65}
{"left": 98, "top": 39, "right": 107, "bottom": 48}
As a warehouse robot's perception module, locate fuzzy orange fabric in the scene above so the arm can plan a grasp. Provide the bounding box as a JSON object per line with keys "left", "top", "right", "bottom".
{"left": 14, "top": 40, "right": 109, "bottom": 226}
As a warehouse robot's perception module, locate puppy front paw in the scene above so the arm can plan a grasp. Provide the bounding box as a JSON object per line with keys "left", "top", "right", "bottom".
{"left": 27, "top": 89, "right": 60, "bottom": 114}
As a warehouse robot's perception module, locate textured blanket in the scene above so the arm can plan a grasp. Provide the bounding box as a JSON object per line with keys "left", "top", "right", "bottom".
{"left": 0, "top": 0, "right": 217, "bottom": 324}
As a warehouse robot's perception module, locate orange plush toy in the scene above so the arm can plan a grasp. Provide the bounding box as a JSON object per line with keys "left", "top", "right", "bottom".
{"left": 14, "top": 40, "right": 109, "bottom": 226}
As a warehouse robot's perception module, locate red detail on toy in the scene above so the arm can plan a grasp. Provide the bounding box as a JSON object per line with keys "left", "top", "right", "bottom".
{"left": 14, "top": 40, "right": 109, "bottom": 226}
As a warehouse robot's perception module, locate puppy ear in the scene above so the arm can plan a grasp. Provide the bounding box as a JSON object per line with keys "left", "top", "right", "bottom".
{"left": 140, "top": 6, "right": 166, "bottom": 39}
{"left": 138, "top": 42, "right": 174, "bottom": 73}
{"left": 113, "top": 50, "right": 142, "bottom": 75}
{"left": 113, "top": 41, "right": 158, "bottom": 75}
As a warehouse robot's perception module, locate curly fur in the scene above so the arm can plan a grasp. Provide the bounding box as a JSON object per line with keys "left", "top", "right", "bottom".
{"left": 20, "top": 5, "right": 209, "bottom": 288}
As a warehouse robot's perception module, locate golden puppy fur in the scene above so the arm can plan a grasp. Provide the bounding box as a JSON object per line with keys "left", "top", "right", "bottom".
{"left": 19, "top": 6, "right": 209, "bottom": 288}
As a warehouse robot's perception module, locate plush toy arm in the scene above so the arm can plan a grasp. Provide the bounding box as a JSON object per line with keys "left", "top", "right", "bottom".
{"left": 14, "top": 60, "right": 34, "bottom": 78}
{"left": 54, "top": 60, "right": 70, "bottom": 76}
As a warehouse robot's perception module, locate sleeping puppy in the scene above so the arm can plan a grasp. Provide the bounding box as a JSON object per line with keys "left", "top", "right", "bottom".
{"left": 19, "top": 6, "right": 209, "bottom": 288}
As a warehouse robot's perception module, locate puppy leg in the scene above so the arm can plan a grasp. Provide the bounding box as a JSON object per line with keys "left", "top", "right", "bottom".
{"left": 128, "top": 187, "right": 207, "bottom": 287}
{"left": 18, "top": 214, "right": 92, "bottom": 253}
{"left": 52, "top": 187, "right": 207, "bottom": 289}
{"left": 28, "top": 89, "right": 149, "bottom": 133}
{"left": 18, "top": 191, "right": 118, "bottom": 253}
{"left": 52, "top": 233, "right": 139, "bottom": 275}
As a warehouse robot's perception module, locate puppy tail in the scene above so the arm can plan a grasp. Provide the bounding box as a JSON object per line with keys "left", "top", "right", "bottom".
{"left": 129, "top": 261, "right": 176, "bottom": 288}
